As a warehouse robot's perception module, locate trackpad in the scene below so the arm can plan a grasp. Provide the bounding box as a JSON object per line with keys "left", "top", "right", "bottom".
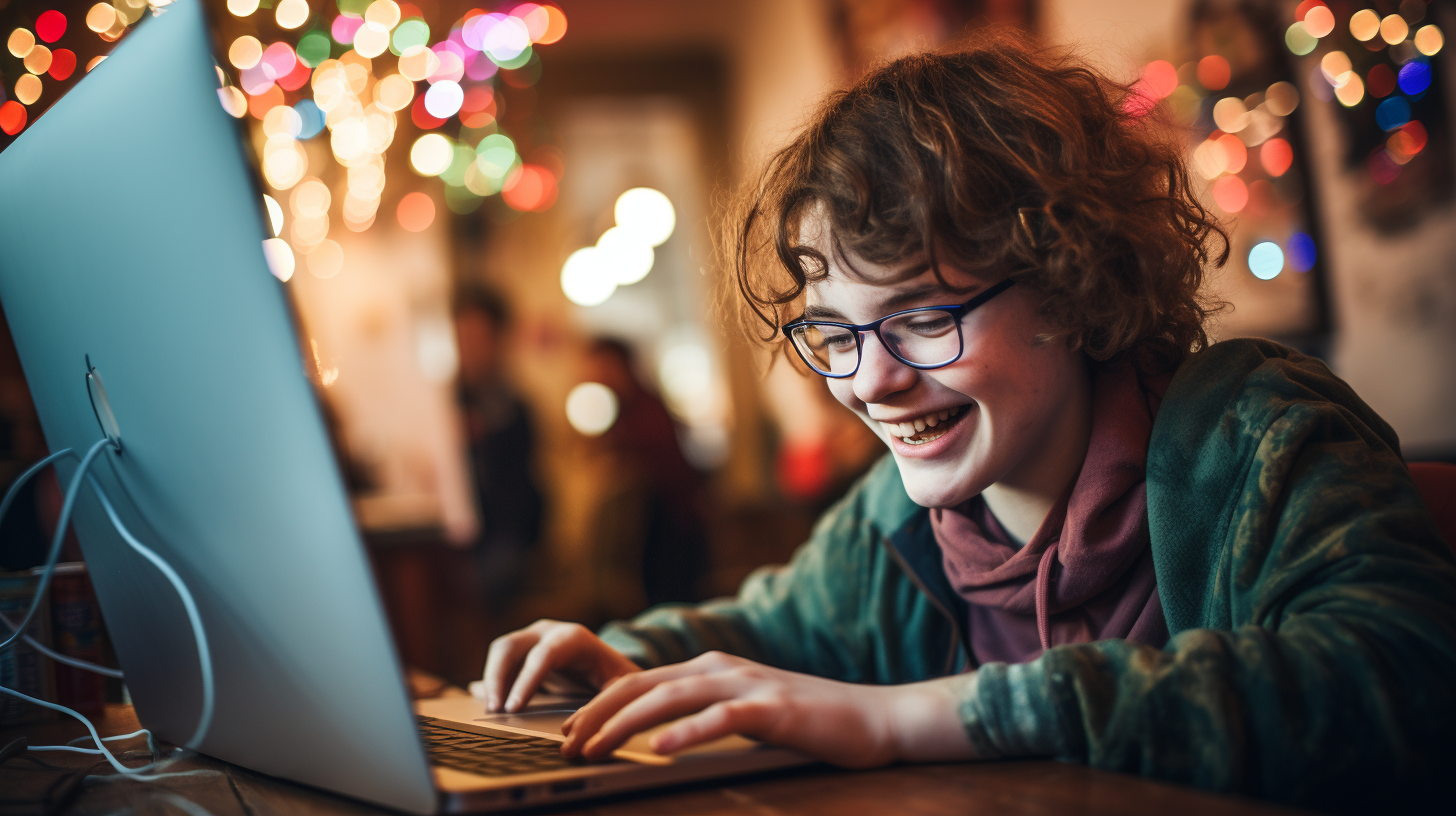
{"left": 472, "top": 696, "right": 582, "bottom": 734}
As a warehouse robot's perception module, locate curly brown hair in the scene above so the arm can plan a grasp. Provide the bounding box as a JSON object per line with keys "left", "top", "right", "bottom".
{"left": 724, "top": 33, "right": 1228, "bottom": 374}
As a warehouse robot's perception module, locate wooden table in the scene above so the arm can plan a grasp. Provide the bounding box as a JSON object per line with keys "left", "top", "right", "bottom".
{"left": 2, "top": 705, "right": 1316, "bottom": 816}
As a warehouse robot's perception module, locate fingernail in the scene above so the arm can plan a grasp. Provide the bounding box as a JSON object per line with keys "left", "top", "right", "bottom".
{"left": 487, "top": 695, "right": 499, "bottom": 712}
{"left": 650, "top": 734, "right": 674, "bottom": 754}
{"left": 505, "top": 697, "right": 518, "bottom": 712}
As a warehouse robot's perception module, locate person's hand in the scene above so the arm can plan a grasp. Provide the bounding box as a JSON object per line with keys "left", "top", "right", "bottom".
{"left": 480, "top": 619, "right": 641, "bottom": 713}
{"left": 559, "top": 651, "right": 976, "bottom": 768}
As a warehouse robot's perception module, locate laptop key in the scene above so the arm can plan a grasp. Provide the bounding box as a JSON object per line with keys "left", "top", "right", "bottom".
{"left": 419, "top": 720, "right": 586, "bottom": 776}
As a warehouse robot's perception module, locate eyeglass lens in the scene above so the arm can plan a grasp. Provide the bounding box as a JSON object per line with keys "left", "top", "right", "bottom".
{"left": 791, "top": 309, "right": 962, "bottom": 375}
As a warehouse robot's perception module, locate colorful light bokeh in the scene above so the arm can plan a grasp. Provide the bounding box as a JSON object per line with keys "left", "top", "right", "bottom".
{"left": 1196, "top": 55, "right": 1230, "bottom": 91}
{"left": 48, "top": 48, "right": 76, "bottom": 80}
{"left": 1211, "top": 175, "right": 1248, "bottom": 214}
{"left": 1288, "top": 233, "right": 1317, "bottom": 273}
{"left": 0, "top": 101, "right": 26, "bottom": 136}
{"left": 1350, "top": 9, "right": 1380, "bottom": 41}
{"left": 1413, "top": 25, "right": 1443, "bottom": 56}
{"left": 4, "top": 0, "right": 152, "bottom": 141}
{"left": 8, "top": 27, "right": 35, "bottom": 57}
{"left": 396, "top": 190, "right": 436, "bottom": 231}
{"left": 1177, "top": 0, "right": 1440, "bottom": 284}
{"left": 560, "top": 188, "right": 675, "bottom": 306}
{"left": 1260, "top": 138, "right": 1293, "bottom": 177}
{"left": 565, "top": 382, "right": 617, "bottom": 436}
{"left": 195, "top": 0, "right": 571, "bottom": 274}
{"left": 1283, "top": 5, "right": 1441, "bottom": 187}
{"left": 1248, "top": 242, "right": 1284, "bottom": 280}
{"left": 35, "top": 10, "right": 66, "bottom": 43}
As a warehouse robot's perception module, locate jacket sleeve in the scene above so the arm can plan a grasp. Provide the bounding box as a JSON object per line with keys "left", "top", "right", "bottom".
{"left": 599, "top": 457, "right": 949, "bottom": 684}
{"left": 961, "top": 353, "right": 1456, "bottom": 813}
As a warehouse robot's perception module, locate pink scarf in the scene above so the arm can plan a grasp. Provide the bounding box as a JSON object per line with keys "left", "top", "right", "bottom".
{"left": 929, "top": 362, "right": 1169, "bottom": 665}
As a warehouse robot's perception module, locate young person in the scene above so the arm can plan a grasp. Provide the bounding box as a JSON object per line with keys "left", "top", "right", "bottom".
{"left": 479, "top": 39, "right": 1456, "bottom": 812}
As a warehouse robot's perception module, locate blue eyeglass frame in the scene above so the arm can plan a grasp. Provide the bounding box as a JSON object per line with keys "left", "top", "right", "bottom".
{"left": 781, "top": 278, "right": 1016, "bottom": 378}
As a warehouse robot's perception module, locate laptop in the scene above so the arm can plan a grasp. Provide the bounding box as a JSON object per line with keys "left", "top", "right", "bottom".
{"left": 0, "top": 1, "right": 808, "bottom": 811}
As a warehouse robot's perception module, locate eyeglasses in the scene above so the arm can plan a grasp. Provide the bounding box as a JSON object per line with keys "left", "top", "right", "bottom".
{"left": 782, "top": 278, "right": 1015, "bottom": 378}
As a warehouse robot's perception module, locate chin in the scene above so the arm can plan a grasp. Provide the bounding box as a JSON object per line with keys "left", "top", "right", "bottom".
{"left": 892, "top": 456, "right": 983, "bottom": 509}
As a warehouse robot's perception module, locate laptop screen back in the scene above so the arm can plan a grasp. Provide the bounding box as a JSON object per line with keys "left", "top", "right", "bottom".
{"left": 0, "top": 2, "right": 436, "bottom": 811}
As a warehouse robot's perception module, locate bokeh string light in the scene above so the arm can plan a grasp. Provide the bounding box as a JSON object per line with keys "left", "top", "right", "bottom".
{"left": 1163, "top": 1, "right": 1443, "bottom": 283}
{"left": 4, "top": 0, "right": 159, "bottom": 143}
{"left": 24, "top": 43, "right": 54, "bottom": 75}
{"left": 396, "top": 190, "right": 435, "bottom": 231}
{"left": 8, "top": 27, "right": 35, "bottom": 58}
{"left": 14, "top": 74, "right": 42, "bottom": 106}
{"left": 1248, "top": 241, "right": 1285, "bottom": 280}
{"left": 0, "top": 101, "right": 26, "bottom": 136}
{"left": 1289, "top": 4, "right": 1442, "bottom": 190}
{"left": 565, "top": 382, "right": 618, "bottom": 436}
{"left": 35, "top": 10, "right": 66, "bottom": 43}
{"left": 48, "top": 48, "right": 77, "bottom": 80}
{"left": 169, "top": 0, "right": 570, "bottom": 278}
{"left": 560, "top": 188, "right": 675, "bottom": 306}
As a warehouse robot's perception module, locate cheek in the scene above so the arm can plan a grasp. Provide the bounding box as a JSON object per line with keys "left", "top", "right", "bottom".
{"left": 826, "top": 379, "right": 862, "bottom": 412}
{"left": 955, "top": 331, "right": 1072, "bottom": 417}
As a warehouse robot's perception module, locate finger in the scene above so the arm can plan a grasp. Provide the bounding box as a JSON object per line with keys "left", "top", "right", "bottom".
{"left": 560, "top": 660, "right": 708, "bottom": 756}
{"left": 482, "top": 632, "right": 539, "bottom": 712}
{"left": 506, "top": 628, "right": 581, "bottom": 712}
{"left": 651, "top": 699, "right": 773, "bottom": 755}
{"left": 562, "top": 670, "right": 624, "bottom": 733}
{"left": 563, "top": 652, "right": 737, "bottom": 750}
{"left": 579, "top": 674, "right": 748, "bottom": 760}
{"left": 586, "top": 648, "right": 642, "bottom": 692}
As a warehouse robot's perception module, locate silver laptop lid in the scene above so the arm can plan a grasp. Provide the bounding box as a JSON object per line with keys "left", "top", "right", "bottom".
{"left": 0, "top": 1, "right": 436, "bottom": 811}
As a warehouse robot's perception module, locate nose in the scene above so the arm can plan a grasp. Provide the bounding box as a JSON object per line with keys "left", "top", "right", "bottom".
{"left": 852, "top": 330, "right": 917, "bottom": 405}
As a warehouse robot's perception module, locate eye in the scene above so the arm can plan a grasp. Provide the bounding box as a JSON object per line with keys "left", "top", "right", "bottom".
{"left": 902, "top": 312, "right": 955, "bottom": 336}
{"left": 822, "top": 330, "right": 857, "bottom": 350}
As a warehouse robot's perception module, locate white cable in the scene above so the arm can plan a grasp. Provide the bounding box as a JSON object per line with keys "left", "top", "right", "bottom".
{"left": 70, "top": 729, "right": 148, "bottom": 746}
{"left": 0, "top": 438, "right": 215, "bottom": 771}
{"left": 21, "top": 639, "right": 125, "bottom": 678}
{"left": 0, "top": 604, "right": 126, "bottom": 678}
{"left": 0, "top": 439, "right": 109, "bottom": 652}
{"left": 30, "top": 744, "right": 135, "bottom": 755}
{"left": 0, "top": 445, "right": 126, "bottom": 677}
{"left": 85, "top": 471, "right": 214, "bottom": 748}
{"left": 0, "top": 440, "right": 161, "bottom": 776}
{"left": 0, "top": 448, "right": 75, "bottom": 532}
{"left": 27, "top": 728, "right": 151, "bottom": 755}
{"left": 0, "top": 671, "right": 160, "bottom": 775}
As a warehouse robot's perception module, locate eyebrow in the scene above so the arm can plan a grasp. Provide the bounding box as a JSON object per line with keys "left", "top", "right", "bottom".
{"left": 801, "top": 281, "right": 982, "bottom": 322}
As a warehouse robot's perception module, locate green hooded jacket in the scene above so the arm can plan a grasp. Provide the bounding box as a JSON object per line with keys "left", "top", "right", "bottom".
{"left": 599, "top": 338, "right": 1456, "bottom": 813}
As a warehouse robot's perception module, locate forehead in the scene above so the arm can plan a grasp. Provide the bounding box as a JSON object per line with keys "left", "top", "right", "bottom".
{"left": 801, "top": 267, "right": 993, "bottom": 324}
{"left": 797, "top": 209, "right": 985, "bottom": 309}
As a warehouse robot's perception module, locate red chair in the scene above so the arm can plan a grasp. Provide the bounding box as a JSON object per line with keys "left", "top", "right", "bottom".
{"left": 1409, "top": 462, "right": 1456, "bottom": 550}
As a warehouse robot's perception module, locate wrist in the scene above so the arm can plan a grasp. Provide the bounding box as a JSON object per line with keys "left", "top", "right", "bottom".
{"left": 884, "top": 673, "right": 979, "bottom": 763}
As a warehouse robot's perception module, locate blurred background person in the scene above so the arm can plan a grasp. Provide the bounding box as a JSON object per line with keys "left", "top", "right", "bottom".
{"left": 453, "top": 285, "right": 545, "bottom": 616}
{"left": 584, "top": 338, "right": 710, "bottom": 619}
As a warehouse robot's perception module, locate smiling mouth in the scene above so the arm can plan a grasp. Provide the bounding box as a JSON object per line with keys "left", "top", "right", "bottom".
{"left": 879, "top": 404, "right": 970, "bottom": 446}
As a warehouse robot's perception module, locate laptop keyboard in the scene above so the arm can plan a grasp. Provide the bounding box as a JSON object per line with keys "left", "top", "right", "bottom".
{"left": 418, "top": 718, "right": 581, "bottom": 777}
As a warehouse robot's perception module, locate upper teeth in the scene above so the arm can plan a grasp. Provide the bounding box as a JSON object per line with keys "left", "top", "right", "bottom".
{"left": 881, "top": 406, "right": 962, "bottom": 439}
